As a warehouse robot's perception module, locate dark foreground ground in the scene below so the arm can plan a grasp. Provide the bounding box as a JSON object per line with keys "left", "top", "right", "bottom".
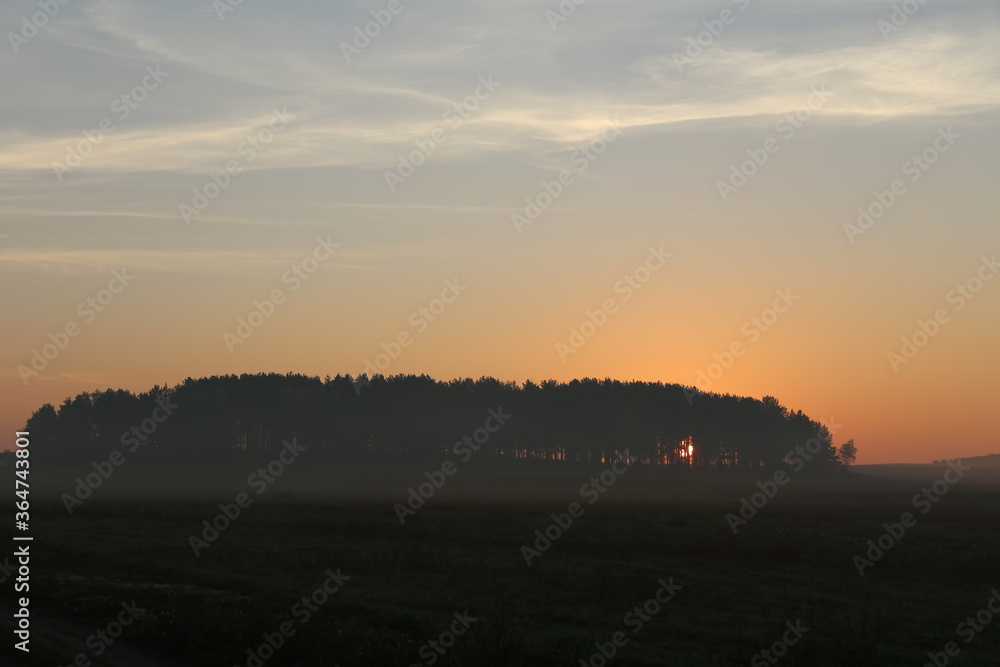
{"left": 2, "top": 461, "right": 999, "bottom": 666}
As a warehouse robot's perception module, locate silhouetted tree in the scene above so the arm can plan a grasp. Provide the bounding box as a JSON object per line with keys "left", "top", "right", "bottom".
{"left": 838, "top": 439, "right": 858, "bottom": 466}
{"left": 23, "top": 373, "right": 842, "bottom": 472}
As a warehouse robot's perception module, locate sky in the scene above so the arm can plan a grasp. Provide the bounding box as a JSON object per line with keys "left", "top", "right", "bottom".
{"left": 1, "top": 0, "right": 997, "bottom": 464}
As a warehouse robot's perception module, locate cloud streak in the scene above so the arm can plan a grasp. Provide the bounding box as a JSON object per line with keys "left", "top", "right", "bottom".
{"left": 2, "top": 1, "right": 996, "bottom": 179}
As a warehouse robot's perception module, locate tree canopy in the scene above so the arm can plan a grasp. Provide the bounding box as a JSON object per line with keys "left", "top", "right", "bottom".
{"left": 24, "top": 372, "right": 843, "bottom": 470}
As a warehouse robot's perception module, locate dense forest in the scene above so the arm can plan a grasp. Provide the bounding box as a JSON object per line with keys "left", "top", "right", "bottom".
{"left": 22, "top": 373, "right": 846, "bottom": 470}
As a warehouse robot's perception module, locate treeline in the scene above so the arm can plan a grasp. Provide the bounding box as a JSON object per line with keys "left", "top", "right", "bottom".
{"left": 934, "top": 453, "right": 1000, "bottom": 466}
{"left": 23, "top": 373, "right": 845, "bottom": 469}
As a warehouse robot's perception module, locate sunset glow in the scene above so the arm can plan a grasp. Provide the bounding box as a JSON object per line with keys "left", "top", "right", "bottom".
{"left": 1, "top": 1, "right": 998, "bottom": 465}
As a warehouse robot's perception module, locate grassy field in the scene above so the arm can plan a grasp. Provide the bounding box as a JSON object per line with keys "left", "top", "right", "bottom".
{"left": 4, "top": 463, "right": 1000, "bottom": 666}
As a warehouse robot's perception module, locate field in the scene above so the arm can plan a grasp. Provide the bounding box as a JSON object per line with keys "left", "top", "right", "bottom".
{"left": 4, "top": 462, "right": 1000, "bottom": 666}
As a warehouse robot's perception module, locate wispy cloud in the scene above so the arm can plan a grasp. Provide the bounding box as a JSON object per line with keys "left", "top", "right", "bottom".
{"left": 3, "top": 0, "right": 996, "bottom": 180}
{"left": 0, "top": 248, "right": 381, "bottom": 274}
